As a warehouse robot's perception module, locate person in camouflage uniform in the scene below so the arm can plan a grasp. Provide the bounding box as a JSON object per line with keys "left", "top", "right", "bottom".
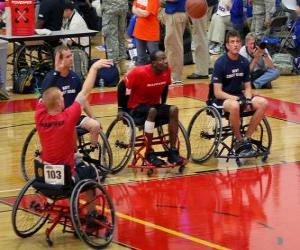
{"left": 250, "top": 0, "right": 276, "bottom": 36}
{"left": 101, "top": 0, "right": 128, "bottom": 74}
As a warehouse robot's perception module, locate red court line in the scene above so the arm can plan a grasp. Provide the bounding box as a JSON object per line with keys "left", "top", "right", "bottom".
{"left": 1, "top": 84, "right": 300, "bottom": 124}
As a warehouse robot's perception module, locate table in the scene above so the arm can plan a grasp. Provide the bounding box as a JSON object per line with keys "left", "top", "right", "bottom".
{"left": 0, "top": 29, "right": 98, "bottom": 92}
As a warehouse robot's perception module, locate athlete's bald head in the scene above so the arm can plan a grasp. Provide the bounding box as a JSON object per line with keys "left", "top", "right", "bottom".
{"left": 42, "top": 87, "right": 64, "bottom": 111}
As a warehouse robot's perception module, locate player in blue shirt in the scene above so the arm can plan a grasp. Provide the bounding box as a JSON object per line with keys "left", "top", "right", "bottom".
{"left": 209, "top": 30, "right": 268, "bottom": 157}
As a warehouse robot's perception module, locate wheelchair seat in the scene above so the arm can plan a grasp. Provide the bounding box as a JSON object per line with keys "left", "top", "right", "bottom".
{"left": 32, "top": 159, "right": 74, "bottom": 199}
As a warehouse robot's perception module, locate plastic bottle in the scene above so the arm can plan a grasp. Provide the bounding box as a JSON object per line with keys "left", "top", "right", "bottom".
{"left": 99, "top": 78, "right": 104, "bottom": 88}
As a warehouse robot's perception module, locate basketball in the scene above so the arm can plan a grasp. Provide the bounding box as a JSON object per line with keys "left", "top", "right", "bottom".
{"left": 186, "top": 0, "right": 208, "bottom": 19}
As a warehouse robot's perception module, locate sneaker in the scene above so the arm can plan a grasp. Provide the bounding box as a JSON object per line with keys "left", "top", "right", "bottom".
{"left": 0, "top": 87, "right": 9, "bottom": 100}
{"left": 209, "top": 42, "right": 217, "bottom": 50}
{"left": 171, "top": 79, "right": 184, "bottom": 85}
{"left": 187, "top": 73, "right": 209, "bottom": 80}
{"left": 168, "top": 148, "right": 183, "bottom": 165}
{"left": 209, "top": 44, "right": 222, "bottom": 55}
{"left": 234, "top": 138, "right": 255, "bottom": 158}
{"left": 261, "top": 82, "right": 272, "bottom": 89}
{"left": 146, "top": 150, "right": 166, "bottom": 167}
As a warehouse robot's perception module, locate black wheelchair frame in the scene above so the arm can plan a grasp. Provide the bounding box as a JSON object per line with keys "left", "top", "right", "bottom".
{"left": 188, "top": 105, "right": 272, "bottom": 166}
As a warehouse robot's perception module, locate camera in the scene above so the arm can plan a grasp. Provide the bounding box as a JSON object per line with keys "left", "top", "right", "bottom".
{"left": 256, "top": 41, "right": 267, "bottom": 50}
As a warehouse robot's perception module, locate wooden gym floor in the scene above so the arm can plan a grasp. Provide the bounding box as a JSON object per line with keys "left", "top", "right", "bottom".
{"left": 0, "top": 37, "right": 300, "bottom": 249}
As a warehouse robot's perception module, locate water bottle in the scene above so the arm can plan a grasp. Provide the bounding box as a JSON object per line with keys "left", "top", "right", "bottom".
{"left": 99, "top": 78, "right": 104, "bottom": 88}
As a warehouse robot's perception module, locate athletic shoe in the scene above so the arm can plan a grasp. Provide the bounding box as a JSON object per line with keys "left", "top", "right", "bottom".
{"left": 234, "top": 138, "right": 255, "bottom": 158}
{"left": 0, "top": 87, "right": 9, "bottom": 100}
{"left": 146, "top": 150, "right": 166, "bottom": 167}
{"left": 168, "top": 148, "right": 183, "bottom": 165}
{"left": 187, "top": 73, "right": 209, "bottom": 79}
{"left": 209, "top": 44, "right": 222, "bottom": 55}
{"left": 171, "top": 80, "right": 184, "bottom": 86}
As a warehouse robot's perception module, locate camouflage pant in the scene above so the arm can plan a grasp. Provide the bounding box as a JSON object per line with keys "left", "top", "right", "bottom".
{"left": 102, "top": 9, "right": 127, "bottom": 62}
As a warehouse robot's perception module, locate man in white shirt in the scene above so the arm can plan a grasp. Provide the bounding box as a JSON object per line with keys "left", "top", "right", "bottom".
{"left": 239, "top": 32, "right": 280, "bottom": 89}
{"left": 61, "top": 1, "right": 89, "bottom": 51}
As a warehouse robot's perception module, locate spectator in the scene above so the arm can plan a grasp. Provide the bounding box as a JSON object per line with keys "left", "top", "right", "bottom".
{"left": 36, "top": 0, "right": 64, "bottom": 31}
{"left": 164, "top": 0, "right": 188, "bottom": 85}
{"left": 250, "top": 0, "right": 276, "bottom": 36}
{"left": 61, "top": 1, "right": 89, "bottom": 52}
{"left": 101, "top": 0, "right": 128, "bottom": 75}
{"left": 208, "top": 0, "right": 233, "bottom": 55}
{"left": 239, "top": 32, "right": 280, "bottom": 89}
{"left": 295, "top": 0, "right": 300, "bottom": 55}
{"left": 132, "top": 0, "right": 160, "bottom": 65}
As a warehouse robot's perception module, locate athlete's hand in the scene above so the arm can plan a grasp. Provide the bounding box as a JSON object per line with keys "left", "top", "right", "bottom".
{"left": 91, "top": 59, "right": 114, "bottom": 71}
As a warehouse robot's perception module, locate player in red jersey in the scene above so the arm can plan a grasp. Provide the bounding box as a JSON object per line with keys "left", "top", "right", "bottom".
{"left": 35, "top": 56, "right": 113, "bottom": 178}
{"left": 120, "top": 50, "right": 183, "bottom": 166}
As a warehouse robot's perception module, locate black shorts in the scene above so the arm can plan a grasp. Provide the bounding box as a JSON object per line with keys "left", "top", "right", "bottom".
{"left": 75, "top": 161, "right": 97, "bottom": 182}
{"left": 129, "top": 104, "right": 171, "bottom": 127}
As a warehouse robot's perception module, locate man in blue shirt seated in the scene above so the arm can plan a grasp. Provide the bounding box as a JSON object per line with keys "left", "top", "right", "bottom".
{"left": 209, "top": 30, "right": 268, "bottom": 157}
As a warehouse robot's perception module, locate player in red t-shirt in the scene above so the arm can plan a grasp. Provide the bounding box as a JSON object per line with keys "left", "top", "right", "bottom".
{"left": 35, "top": 57, "right": 113, "bottom": 178}
{"left": 120, "top": 50, "right": 183, "bottom": 166}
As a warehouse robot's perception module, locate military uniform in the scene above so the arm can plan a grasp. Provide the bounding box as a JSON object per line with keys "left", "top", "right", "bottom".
{"left": 101, "top": 0, "right": 128, "bottom": 66}
{"left": 251, "top": 0, "right": 276, "bottom": 36}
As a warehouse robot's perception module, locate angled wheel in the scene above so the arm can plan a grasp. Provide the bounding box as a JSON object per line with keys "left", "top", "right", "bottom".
{"left": 21, "top": 128, "right": 40, "bottom": 181}
{"left": 106, "top": 113, "right": 136, "bottom": 174}
{"left": 187, "top": 106, "right": 222, "bottom": 163}
{"left": 12, "top": 179, "right": 49, "bottom": 238}
{"left": 70, "top": 179, "right": 115, "bottom": 249}
{"left": 77, "top": 129, "right": 113, "bottom": 173}
{"left": 157, "top": 121, "right": 191, "bottom": 160}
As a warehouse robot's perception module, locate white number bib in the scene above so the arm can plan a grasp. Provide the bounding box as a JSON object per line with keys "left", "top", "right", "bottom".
{"left": 44, "top": 165, "right": 65, "bottom": 185}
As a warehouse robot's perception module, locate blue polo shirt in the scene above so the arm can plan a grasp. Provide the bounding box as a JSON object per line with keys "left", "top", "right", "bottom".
{"left": 165, "top": 0, "right": 186, "bottom": 14}
{"left": 42, "top": 70, "right": 82, "bottom": 108}
{"left": 211, "top": 54, "right": 250, "bottom": 97}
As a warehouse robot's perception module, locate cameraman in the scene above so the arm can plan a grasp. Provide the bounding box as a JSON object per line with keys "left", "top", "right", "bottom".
{"left": 239, "top": 32, "right": 280, "bottom": 89}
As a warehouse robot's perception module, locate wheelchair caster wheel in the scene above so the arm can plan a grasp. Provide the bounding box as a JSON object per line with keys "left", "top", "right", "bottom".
{"left": 46, "top": 237, "right": 53, "bottom": 247}
{"left": 178, "top": 166, "right": 185, "bottom": 174}
{"left": 147, "top": 169, "right": 154, "bottom": 177}
{"left": 236, "top": 159, "right": 242, "bottom": 167}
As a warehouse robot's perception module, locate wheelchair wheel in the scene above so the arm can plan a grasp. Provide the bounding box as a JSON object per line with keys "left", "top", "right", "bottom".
{"left": 187, "top": 106, "right": 222, "bottom": 163}
{"left": 106, "top": 113, "right": 136, "bottom": 174}
{"left": 13, "top": 43, "right": 53, "bottom": 93}
{"left": 21, "top": 128, "right": 40, "bottom": 181}
{"left": 70, "top": 179, "right": 115, "bottom": 249}
{"left": 156, "top": 121, "right": 191, "bottom": 160}
{"left": 12, "top": 179, "right": 49, "bottom": 238}
{"left": 78, "top": 129, "right": 113, "bottom": 173}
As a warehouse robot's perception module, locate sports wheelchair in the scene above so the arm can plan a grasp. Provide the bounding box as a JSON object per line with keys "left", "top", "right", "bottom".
{"left": 105, "top": 81, "right": 191, "bottom": 176}
{"left": 12, "top": 160, "right": 115, "bottom": 248}
{"left": 187, "top": 103, "right": 272, "bottom": 166}
{"left": 21, "top": 126, "right": 113, "bottom": 181}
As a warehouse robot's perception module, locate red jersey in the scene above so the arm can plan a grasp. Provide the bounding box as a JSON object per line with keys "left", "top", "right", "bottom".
{"left": 35, "top": 100, "right": 81, "bottom": 175}
{"left": 125, "top": 64, "right": 171, "bottom": 109}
